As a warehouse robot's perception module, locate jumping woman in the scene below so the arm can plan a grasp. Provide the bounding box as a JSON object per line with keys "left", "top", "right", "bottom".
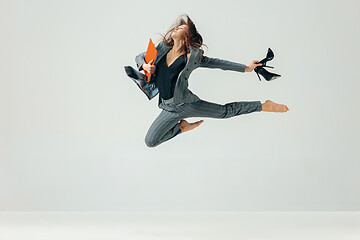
{"left": 125, "top": 14, "right": 289, "bottom": 148}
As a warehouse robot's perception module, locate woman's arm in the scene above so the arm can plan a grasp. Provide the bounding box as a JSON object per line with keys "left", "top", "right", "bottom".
{"left": 199, "top": 51, "right": 247, "bottom": 73}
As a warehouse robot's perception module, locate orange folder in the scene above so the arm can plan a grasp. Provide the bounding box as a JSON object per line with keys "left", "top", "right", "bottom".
{"left": 144, "top": 38, "right": 157, "bottom": 82}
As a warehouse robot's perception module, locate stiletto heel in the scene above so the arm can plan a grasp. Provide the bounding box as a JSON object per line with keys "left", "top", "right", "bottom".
{"left": 262, "top": 65, "right": 274, "bottom": 69}
{"left": 255, "top": 71, "right": 261, "bottom": 81}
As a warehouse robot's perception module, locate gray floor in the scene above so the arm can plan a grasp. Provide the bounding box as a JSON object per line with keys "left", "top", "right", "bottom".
{"left": 0, "top": 212, "right": 359, "bottom": 240}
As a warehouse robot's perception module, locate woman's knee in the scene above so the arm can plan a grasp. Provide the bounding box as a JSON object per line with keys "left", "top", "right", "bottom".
{"left": 145, "top": 134, "right": 158, "bottom": 148}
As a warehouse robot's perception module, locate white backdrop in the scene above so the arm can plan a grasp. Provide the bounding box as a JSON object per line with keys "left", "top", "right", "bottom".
{"left": 0, "top": 0, "right": 359, "bottom": 211}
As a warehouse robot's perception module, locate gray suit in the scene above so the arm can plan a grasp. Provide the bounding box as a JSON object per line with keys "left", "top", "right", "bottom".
{"left": 124, "top": 41, "right": 262, "bottom": 147}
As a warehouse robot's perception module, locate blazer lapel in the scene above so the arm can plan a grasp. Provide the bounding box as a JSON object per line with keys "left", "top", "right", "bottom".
{"left": 154, "top": 44, "right": 171, "bottom": 65}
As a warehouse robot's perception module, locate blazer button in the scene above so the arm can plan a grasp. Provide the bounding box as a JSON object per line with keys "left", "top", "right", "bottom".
{"left": 194, "top": 62, "right": 197, "bottom": 64}
{"left": 186, "top": 68, "right": 188, "bottom": 71}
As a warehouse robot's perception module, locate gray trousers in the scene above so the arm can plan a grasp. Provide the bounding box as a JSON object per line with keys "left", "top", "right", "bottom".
{"left": 145, "top": 97, "right": 262, "bottom": 147}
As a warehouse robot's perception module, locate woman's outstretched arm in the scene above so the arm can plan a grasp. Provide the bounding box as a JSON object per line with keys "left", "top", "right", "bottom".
{"left": 199, "top": 50, "right": 247, "bottom": 73}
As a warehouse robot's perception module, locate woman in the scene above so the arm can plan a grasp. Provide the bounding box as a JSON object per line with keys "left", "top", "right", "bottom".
{"left": 130, "top": 14, "right": 289, "bottom": 148}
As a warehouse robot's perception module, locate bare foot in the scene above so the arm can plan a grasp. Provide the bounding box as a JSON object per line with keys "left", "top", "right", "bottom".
{"left": 261, "top": 100, "right": 289, "bottom": 112}
{"left": 179, "top": 119, "right": 204, "bottom": 133}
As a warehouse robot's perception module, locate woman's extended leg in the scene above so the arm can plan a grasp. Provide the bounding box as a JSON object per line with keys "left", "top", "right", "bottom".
{"left": 178, "top": 99, "right": 262, "bottom": 133}
{"left": 181, "top": 99, "right": 263, "bottom": 119}
{"left": 179, "top": 99, "right": 289, "bottom": 132}
{"left": 145, "top": 109, "right": 182, "bottom": 148}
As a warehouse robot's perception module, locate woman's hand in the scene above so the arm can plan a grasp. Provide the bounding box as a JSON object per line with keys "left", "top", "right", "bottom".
{"left": 142, "top": 59, "right": 156, "bottom": 74}
{"left": 245, "top": 60, "right": 262, "bottom": 72}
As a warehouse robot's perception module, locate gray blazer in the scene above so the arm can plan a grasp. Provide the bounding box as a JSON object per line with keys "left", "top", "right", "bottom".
{"left": 124, "top": 41, "right": 247, "bottom": 107}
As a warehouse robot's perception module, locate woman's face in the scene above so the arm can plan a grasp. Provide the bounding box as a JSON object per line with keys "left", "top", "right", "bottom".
{"left": 171, "top": 24, "right": 188, "bottom": 40}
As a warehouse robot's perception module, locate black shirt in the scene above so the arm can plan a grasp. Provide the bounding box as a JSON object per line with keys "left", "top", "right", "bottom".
{"left": 155, "top": 52, "right": 186, "bottom": 100}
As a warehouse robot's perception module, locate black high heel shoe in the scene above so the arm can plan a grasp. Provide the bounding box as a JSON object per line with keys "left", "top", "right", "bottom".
{"left": 259, "top": 48, "right": 274, "bottom": 67}
{"left": 254, "top": 66, "right": 281, "bottom": 81}
{"left": 254, "top": 48, "right": 281, "bottom": 81}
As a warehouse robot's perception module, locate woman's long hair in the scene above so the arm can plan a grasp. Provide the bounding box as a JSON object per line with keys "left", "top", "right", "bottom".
{"left": 157, "top": 14, "right": 208, "bottom": 62}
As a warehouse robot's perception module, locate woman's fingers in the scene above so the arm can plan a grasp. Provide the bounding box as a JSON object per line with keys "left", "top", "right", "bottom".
{"left": 149, "top": 65, "right": 156, "bottom": 74}
{"left": 146, "top": 59, "right": 156, "bottom": 74}
{"left": 253, "top": 60, "right": 262, "bottom": 67}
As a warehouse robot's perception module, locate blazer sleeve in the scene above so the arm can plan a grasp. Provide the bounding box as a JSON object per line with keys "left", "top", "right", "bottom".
{"left": 135, "top": 41, "right": 164, "bottom": 71}
{"left": 199, "top": 50, "right": 246, "bottom": 73}
{"left": 135, "top": 51, "right": 146, "bottom": 71}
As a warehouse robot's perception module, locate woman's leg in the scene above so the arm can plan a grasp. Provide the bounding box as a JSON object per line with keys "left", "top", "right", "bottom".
{"left": 181, "top": 99, "right": 263, "bottom": 119}
{"left": 179, "top": 99, "right": 289, "bottom": 132}
{"left": 145, "top": 109, "right": 182, "bottom": 148}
